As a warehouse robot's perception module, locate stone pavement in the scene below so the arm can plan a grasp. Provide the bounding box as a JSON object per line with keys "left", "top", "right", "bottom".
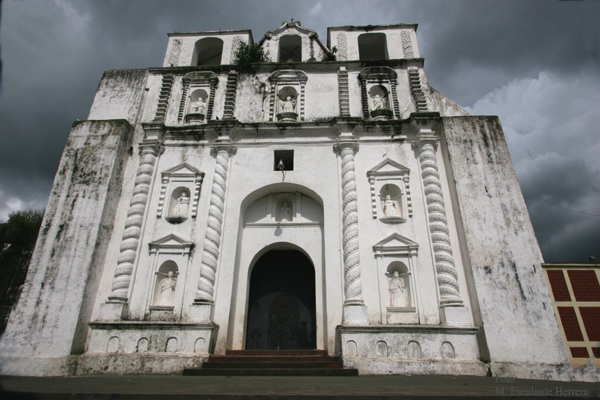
{"left": 1, "top": 374, "right": 599, "bottom": 399}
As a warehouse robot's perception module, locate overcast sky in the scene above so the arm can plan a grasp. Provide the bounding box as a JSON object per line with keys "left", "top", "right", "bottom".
{"left": 1, "top": 0, "right": 599, "bottom": 262}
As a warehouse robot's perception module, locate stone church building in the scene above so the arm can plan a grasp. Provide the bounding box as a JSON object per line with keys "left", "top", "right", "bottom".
{"left": 0, "top": 21, "right": 595, "bottom": 379}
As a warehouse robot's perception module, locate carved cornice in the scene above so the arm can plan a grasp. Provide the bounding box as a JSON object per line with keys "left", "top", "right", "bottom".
{"left": 358, "top": 66, "right": 398, "bottom": 83}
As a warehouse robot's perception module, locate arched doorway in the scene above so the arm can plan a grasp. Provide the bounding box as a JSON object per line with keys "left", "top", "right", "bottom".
{"left": 245, "top": 250, "right": 316, "bottom": 350}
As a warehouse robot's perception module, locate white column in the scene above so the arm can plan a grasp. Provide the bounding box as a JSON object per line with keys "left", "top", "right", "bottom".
{"left": 414, "top": 118, "right": 469, "bottom": 325}
{"left": 336, "top": 137, "right": 368, "bottom": 325}
{"left": 190, "top": 138, "right": 235, "bottom": 321}
{"left": 102, "top": 139, "right": 161, "bottom": 319}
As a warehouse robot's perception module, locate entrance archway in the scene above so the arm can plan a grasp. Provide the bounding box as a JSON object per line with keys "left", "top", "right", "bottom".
{"left": 245, "top": 250, "right": 316, "bottom": 350}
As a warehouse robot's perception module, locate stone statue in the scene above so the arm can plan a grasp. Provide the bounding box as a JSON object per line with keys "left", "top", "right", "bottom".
{"left": 388, "top": 271, "right": 407, "bottom": 307}
{"left": 158, "top": 271, "right": 177, "bottom": 306}
{"left": 280, "top": 95, "right": 296, "bottom": 113}
{"left": 372, "top": 93, "right": 388, "bottom": 110}
{"left": 280, "top": 202, "right": 291, "bottom": 221}
{"left": 189, "top": 96, "right": 206, "bottom": 115}
{"left": 383, "top": 195, "right": 398, "bottom": 217}
{"left": 173, "top": 192, "right": 190, "bottom": 217}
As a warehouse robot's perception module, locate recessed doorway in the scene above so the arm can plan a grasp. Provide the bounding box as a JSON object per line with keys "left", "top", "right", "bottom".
{"left": 245, "top": 250, "right": 316, "bottom": 350}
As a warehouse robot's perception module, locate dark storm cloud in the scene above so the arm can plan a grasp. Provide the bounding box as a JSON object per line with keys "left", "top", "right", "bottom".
{"left": 1, "top": 0, "right": 598, "bottom": 262}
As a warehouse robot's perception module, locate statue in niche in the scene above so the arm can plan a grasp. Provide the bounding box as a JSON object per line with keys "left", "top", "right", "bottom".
{"left": 382, "top": 195, "right": 398, "bottom": 217}
{"left": 279, "top": 95, "right": 297, "bottom": 113}
{"left": 388, "top": 271, "right": 408, "bottom": 307}
{"left": 157, "top": 271, "right": 177, "bottom": 306}
{"left": 189, "top": 96, "right": 207, "bottom": 115}
{"left": 280, "top": 202, "right": 291, "bottom": 221}
{"left": 173, "top": 192, "right": 190, "bottom": 217}
{"left": 371, "top": 93, "right": 388, "bottom": 110}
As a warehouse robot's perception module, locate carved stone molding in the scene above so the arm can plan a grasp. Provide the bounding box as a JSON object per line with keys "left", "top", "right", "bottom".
{"left": 230, "top": 36, "right": 243, "bottom": 62}
{"left": 408, "top": 67, "right": 428, "bottom": 112}
{"left": 223, "top": 71, "right": 239, "bottom": 120}
{"left": 336, "top": 32, "right": 348, "bottom": 61}
{"left": 154, "top": 74, "right": 174, "bottom": 122}
{"left": 167, "top": 39, "right": 182, "bottom": 67}
{"left": 337, "top": 67, "right": 350, "bottom": 117}
{"left": 401, "top": 31, "right": 414, "bottom": 58}
{"left": 334, "top": 138, "right": 364, "bottom": 306}
{"left": 194, "top": 139, "right": 236, "bottom": 304}
{"left": 108, "top": 140, "right": 161, "bottom": 303}
{"left": 416, "top": 134, "right": 462, "bottom": 306}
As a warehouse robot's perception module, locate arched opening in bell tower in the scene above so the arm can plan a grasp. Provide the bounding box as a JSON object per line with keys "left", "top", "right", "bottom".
{"left": 246, "top": 249, "right": 316, "bottom": 350}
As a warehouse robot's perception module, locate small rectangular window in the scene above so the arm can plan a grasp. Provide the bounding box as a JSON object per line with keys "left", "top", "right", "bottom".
{"left": 274, "top": 150, "right": 294, "bottom": 171}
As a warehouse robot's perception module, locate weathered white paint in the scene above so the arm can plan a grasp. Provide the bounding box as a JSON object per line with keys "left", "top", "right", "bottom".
{"left": 1, "top": 22, "right": 596, "bottom": 382}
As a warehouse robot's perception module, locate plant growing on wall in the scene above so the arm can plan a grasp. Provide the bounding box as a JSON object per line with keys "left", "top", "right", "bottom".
{"left": 235, "top": 42, "right": 269, "bottom": 68}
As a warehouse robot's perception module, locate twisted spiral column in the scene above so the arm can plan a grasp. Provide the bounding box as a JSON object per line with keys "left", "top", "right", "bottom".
{"left": 194, "top": 140, "right": 235, "bottom": 303}
{"left": 336, "top": 140, "right": 364, "bottom": 304}
{"left": 108, "top": 142, "right": 160, "bottom": 302}
{"left": 418, "top": 141, "right": 462, "bottom": 306}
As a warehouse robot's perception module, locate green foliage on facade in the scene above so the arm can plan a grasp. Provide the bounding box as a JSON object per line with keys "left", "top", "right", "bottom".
{"left": 234, "top": 42, "right": 269, "bottom": 68}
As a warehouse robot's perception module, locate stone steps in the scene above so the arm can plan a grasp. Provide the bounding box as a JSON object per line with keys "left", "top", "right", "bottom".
{"left": 183, "top": 350, "right": 358, "bottom": 377}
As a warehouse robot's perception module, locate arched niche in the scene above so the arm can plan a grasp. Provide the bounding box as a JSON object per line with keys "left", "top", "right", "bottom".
{"left": 368, "top": 85, "right": 393, "bottom": 120}
{"left": 276, "top": 86, "right": 298, "bottom": 121}
{"left": 193, "top": 37, "right": 223, "bottom": 66}
{"left": 379, "top": 184, "right": 403, "bottom": 221}
{"left": 178, "top": 71, "right": 218, "bottom": 123}
{"left": 157, "top": 163, "right": 203, "bottom": 220}
{"left": 268, "top": 70, "right": 307, "bottom": 122}
{"left": 358, "top": 33, "right": 388, "bottom": 61}
{"left": 386, "top": 261, "right": 411, "bottom": 308}
{"left": 358, "top": 67, "right": 399, "bottom": 120}
{"left": 186, "top": 89, "right": 208, "bottom": 122}
{"left": 166, "top": 186, "right": 191, "bottom": 223}
{"left": 152, "top": 260, "right": 179, "bottom": 308}
{"left": 145, "top": 234, "right": 192, "bottom": 318}
{"left": 279, "top": 35, "right": 302, "bottom": 62}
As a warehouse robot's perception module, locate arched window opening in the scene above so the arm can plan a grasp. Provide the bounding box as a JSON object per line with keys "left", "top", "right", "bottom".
{"left": 358, "top": 33, "right": 388, "bottom": 61}
{"left": 279, "top": 35, "right": 302, "bottom": 62}
{"left": 194, "top": 38, "right": 223, "bottom": 66}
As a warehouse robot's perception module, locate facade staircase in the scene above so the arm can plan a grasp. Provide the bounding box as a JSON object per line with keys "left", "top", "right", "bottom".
{"left": 182, "top": 350, "right": 358, "bottom": 376}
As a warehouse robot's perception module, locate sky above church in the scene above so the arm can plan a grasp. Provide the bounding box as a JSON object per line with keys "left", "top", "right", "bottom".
{"left": 1, "top": 0, "right": 598, "bottom": 262}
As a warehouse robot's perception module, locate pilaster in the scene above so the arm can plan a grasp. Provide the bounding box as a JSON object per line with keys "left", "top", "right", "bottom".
{"left": 190, "top": 137, "right": 236, "bottom": 322}
{"left": 335, "top": 136, "right": 368, "bottom": 326}
{"left": 103, "top": 124, "right": 163, "bottom": 319}
{"left": 411, "top": 114, "right": 469, "bottom": 325}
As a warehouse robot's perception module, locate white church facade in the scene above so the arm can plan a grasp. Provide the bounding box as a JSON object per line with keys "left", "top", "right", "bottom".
{"left": 1, "top": 21, "right": 596, "bottom": 380}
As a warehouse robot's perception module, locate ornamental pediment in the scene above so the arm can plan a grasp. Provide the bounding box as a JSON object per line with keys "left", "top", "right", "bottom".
{"left": 367, "top": 159, "right": 410, "bottom": 177}
{"left": 161, "top": 163, "right": 203, "bottom": 178}
{"left": 149, "top": 234, "right": 193, "bottom": 251}
{"left": 373, "top": 233, "right": 418, "bottom": 254}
